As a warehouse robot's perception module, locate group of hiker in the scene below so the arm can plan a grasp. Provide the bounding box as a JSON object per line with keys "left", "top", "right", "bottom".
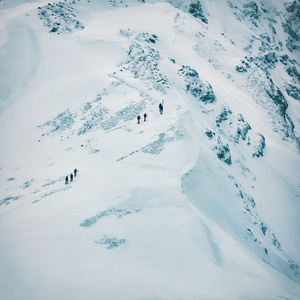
{"left": 63, "top": 103, "right": 164, "bottom": 184}
{"left": 137, "top": 113, "right": 147, "bottom": 124}
{"left": 65, "top": 168, "right": 78, "bottom": 184}
{"left": 137, "top": 102, "right": 164, "bottom": 124}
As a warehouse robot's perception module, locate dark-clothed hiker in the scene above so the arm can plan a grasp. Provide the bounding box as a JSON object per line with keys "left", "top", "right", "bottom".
{"left": 159, "top": 103, "right": 163, "bottom": 114}
{"left": 74, "top": 168, "right": 78, "bottom": 177}
{"left": 137, "top": 115, "right": 141, "bottom": 124}
{"left": 65, "top": 176, "right": 68, "bottom": 184}
{"left": 70, "top": 173, "right": 73, "bottom": 182}
{"left": 144, "top": 113, "right": 148, "bottom": 122}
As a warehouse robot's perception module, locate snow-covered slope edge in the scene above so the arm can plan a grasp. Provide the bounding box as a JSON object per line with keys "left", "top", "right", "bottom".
{"left": 0, "top": 0, "right": 299, "bottom": 299}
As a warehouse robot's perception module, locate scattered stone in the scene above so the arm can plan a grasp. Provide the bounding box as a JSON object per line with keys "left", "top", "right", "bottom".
{"left": 286, "top": 66, "right": 300, "bottom": 82}
{"left": 205, "top": 130, "right": 215, "bottom": 140}
{"left": 260, "top": 221, "right": 268, "bottom": 235}
{"left": 266, "top": 84, "right": 288, "bottom": 118}
{"left": 38, "top": 2, "right": 84, "bottom": 34}
{"left": 279, "top": 54, "right": 289, "bottom": 65}
{"left": 80, "top": 208, "right": 140, "bottom": 228}
{"left": 120, "top": 34, "right": 169, "bottom": 93}
{"left": 216, "top": 108, "right": 232, "bottom": 125}
{"left": 252, "top": 133, "right": 265, "bottom": 158}
{"left": 142, "top": 133, "right": 166, "bottom": 155}
{"left": 236, "top": 59, "right": 251, "bottom": 73}
{"left": 0, "top": 196, "right": 21, "bottom": 206}
{"left": 236, "top": 65, "right": 248, "bottom": 73}
{"left": 236, "top": 115, "right": 251, "bottom": 142}
{"left": 254, "top": 52, "right": 278, "bottom": 72}
{"left": 243, "top": 1, "right": 261, "bottom": 20}
{"left": 95, "top": 236, "right": 126, "bottom": 249}
{"left": 22, "top": 178, "right": 35, "bottom": 189}
{"left": 289, "top": 260, "right": 300, "bottom": 276}
{"left": 216, "top": 144, "right": 232, "bottom": 165}
{"left": 283, "top": 0, "right": 300, "bottom": 51}
{"left": 286, "top": 84, "right": 300, "bottom": 100}
{"left": 38, "top": 109, "right": 75, "bottom": 135}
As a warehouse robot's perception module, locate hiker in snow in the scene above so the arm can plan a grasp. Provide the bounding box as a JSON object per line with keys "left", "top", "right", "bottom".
{"left": 70, "top": 173, "right": 73, "bottom": 182}
{"left": 74, "top": 168, "right": 78, "bottom": 177}
{"left": 137, "top": 115, "right": 141, "bottom": 124}
{"left": 159, "top": 103, "right": 163, "bottom": 114}
{"left": 65, "top": 175, "right": 68, "bottom": 185}
{"left": 144, "top": 113, "right": 148, "bottom": 122}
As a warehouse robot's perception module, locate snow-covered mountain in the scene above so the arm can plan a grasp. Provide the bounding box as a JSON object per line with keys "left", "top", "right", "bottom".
{"left": 0, "top": 0, "right": 299, "bottom": 299}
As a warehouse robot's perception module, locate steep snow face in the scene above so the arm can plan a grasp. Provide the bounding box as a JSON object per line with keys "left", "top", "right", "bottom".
{"left": 0, "top": 0, "right": 300, "bottom": 299}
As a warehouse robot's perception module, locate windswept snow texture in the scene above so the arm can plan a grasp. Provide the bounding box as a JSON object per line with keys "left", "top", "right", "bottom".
{"left": 0, "top": 0, "right": 300, "bottom": 299}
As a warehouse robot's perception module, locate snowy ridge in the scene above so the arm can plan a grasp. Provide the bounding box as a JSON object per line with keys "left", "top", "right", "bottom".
{"left": 0, "top": 0, "right": 300, "bottom": 299}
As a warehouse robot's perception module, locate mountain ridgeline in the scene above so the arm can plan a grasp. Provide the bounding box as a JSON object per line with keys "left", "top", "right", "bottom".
{"left": 33, "top": 0, "right": 300, "bottom": 147}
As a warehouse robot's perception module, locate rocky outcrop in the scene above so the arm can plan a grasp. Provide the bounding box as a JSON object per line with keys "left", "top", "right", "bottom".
{"left": 178, "top": 65, "right": 216, "bottom": 103}
{"left": 283, "top": 1, "right": 300, "bottom": 52}
{"left": 38, "top": 2, "right": 84, "bottom": 34}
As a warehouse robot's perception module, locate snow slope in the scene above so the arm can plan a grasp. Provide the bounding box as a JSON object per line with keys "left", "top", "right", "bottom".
{"left": 0, "top": 0, "right": 300, "bottom": 299}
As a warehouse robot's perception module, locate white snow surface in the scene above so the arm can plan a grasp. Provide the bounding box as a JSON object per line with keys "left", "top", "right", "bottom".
{"left": 0, "top": 0, "right": 300, "bottom": 299}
